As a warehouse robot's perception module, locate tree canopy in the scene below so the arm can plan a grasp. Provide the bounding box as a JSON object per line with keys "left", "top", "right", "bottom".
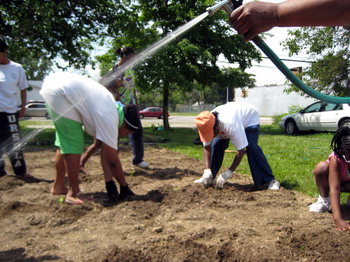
{"left": 1, "top": 0, "right": 260, "bottom": 125}
{"left": 283, "top": 26, "right": 350, "bottom": 97}
{"left": 95, "top": 0, "right": 260, "bottom": 127}
{"left": 0, "top": 0, "right": 122, "bottom": 78}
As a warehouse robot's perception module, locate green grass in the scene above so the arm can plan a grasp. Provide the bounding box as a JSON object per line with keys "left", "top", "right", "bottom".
{"left": 19, "top": 121, "right": 337, "bottom": 199}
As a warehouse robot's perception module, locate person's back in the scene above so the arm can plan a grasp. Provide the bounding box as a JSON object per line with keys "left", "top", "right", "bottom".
{"left": 213, "top": 101, "right": 260, "bottom": 129}
{"left": 41, "top": 72, "right": 119, "bottom": 150}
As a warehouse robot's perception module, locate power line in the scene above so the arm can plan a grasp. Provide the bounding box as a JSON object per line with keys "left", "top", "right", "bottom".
{"left": 261, "top": 56, "right": 314, "bottom": 63}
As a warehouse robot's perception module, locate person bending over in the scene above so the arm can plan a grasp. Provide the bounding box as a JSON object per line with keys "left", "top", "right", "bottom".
{"left": 194, "top": 101, "right": 280, "bottom": 190}
{"left": 40, "top": 72, "right": 140, "bottom": 204}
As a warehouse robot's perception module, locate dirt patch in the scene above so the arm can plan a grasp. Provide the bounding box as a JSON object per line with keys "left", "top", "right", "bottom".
{"left": 1, "top": 145, "right": 350, "bottom": 262}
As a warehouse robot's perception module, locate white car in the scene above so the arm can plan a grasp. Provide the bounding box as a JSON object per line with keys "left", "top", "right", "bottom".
{"left": 279, "top": 101, "right": 350, "bottom": 135}
{"left": 23, "top": 102, "right": 50, "bottom": 118}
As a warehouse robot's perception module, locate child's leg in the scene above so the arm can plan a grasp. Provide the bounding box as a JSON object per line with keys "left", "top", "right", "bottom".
{"left": 64, "top": 153, "right": 82, "bottom": 199}
{"left": 313, "top": 161, "right": 330, "bottom": 197}
{"left": 51, "top": 149, "right": 68, "bottom": 195}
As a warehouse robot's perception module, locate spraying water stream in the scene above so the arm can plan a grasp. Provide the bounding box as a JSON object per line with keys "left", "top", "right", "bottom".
{"left": 100, "top": 12, "right": 209, "bottom": 88}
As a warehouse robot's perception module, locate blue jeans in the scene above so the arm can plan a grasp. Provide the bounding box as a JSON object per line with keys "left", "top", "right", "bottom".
{"left": 210, "top": 125, "right": 274, "bottom": 186}
{"left": 129, "top": 122, "right": 144, "bottom": 165}
{"left": 124, "top": 99, "right": 144, "bottom": 165}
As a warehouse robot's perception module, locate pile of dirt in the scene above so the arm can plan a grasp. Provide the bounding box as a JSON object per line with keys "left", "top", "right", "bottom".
{"left": 1, "top": 145, "right": 350, "bottom": 262}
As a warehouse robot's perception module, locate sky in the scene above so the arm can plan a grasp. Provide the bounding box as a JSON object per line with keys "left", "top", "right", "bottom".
{"left": 238, "top": 27, "right": 309, "bottom": 86}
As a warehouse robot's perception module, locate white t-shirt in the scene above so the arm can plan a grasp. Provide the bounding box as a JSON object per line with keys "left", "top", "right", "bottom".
{"left": 40, "top": 72, "right": 119, "bottom": 150}
{"left": 0, "top": 61, "right": 29, "bottom": 113}
{"left": 204, "top": 101, "right": 260, "bottom": 150}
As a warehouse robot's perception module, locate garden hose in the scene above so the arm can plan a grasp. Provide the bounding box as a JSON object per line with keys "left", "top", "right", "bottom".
{"left": 208, "top": 0, "right": 350, "bottom": 103}
{"left": 252, "top": 36, "right": 350, "bottom": 104}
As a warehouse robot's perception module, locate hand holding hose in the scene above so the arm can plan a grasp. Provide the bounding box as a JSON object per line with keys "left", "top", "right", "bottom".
{"left": 229, "top": 2, "right": 278, "bottom": 42}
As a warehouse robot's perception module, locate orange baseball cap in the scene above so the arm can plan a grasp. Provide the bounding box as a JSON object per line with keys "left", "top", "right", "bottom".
{"left": 195, "top": 111, "right": 215, "bottom": 142}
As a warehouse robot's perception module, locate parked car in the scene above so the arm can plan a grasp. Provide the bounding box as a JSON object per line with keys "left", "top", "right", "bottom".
{"left": 139, "top": 107, "right": 169, "bottom": 119}
{"left": 279, "top": 101, "right": 350, "bottom": 135}
{"left": 23, "top": 102, "right": 50, "bottom": 118}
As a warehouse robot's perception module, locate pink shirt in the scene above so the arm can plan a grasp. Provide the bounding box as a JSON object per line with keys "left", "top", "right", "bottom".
{"left": 327, "top": 152, "right": 350, "bottom": 181}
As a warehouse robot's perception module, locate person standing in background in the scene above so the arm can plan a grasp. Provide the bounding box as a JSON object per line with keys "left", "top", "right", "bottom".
{"left": 0, "top": 37, "right": 29, "bottom": 178}
{"left": 114, "top": 47, "right": 149, "bottom": 168}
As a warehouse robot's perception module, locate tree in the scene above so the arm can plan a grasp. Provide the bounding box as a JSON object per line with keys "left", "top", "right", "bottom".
{"left": 0, "top": 0, "right": 123, "bottom": 74}
{"left": 283, "top": 26, "right": 350, "bottom": 97}
{"left": 96, "top": 0, "right": 261, "bottom": 129}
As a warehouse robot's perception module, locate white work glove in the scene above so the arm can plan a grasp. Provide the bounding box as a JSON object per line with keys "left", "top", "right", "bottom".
{"left": 214, "top": 169, "right": 233, "bottom": 189}
{"left": 194, "top": 169, "right": 213, "bottom": 187}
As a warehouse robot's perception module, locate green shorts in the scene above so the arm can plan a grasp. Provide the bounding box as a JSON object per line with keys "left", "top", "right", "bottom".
{"left": 47, "top": 107, "right": 84, "bottom": 154}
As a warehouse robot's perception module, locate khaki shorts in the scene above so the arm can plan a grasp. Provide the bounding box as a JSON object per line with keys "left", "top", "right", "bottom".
{"left": 47, "top": 106, "right": 84, "bottom": 154}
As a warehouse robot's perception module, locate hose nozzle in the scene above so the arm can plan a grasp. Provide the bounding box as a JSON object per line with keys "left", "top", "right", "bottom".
{"left": 206, "top": 0, "right": 235, "bottom": 16}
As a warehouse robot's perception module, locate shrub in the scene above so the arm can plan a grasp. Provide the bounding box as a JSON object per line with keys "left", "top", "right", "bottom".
{"left": 273, "top": 104, "right": 304, "bottom": 125}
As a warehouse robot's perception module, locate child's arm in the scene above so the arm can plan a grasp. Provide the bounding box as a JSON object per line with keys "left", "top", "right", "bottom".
{"left": 329, "top": 157, "right": 350, "bottom": 231}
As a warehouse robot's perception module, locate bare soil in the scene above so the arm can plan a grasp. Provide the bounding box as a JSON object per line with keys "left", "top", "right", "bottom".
{"left": 1, "top": 145, "right": 350, "bottom": 262}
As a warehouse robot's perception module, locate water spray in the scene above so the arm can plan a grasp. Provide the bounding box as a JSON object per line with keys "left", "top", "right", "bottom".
{"left": 207, "top": 0, "right": 350, "bottom": 103}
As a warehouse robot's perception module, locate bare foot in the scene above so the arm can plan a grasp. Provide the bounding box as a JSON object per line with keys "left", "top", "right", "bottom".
{"left": 65, "top": 196, "right": 84, "bottom": 205}
{"left": 65, "top": 192, "right": 93, "bottom": 205}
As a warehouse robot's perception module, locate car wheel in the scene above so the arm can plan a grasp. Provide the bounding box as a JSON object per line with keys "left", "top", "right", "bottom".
{"left": 285, "top": 119, "right": 299, "bottom": 135}
{"left": 158, "top": 115, "right": 163, "bottom": 119}
{"left": 340, "top": 119, "right": 350, "bottom": 128}
{"left": 139, "top": 114, "right": 144, "bottom": 119}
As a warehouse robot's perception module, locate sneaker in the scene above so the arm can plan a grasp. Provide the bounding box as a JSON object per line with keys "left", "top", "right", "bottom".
{"left": 309, "top": 195, "right": 330, "bottom": 213}
{"left": 268, "top": 179, "right": 280, "bottom": 190}
{"left": 134, "top": 161, "right": 149, "bottom": 168}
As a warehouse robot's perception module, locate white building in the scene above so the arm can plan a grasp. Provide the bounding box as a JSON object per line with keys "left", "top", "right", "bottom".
{"left": 234, "top": 85, "right": 317, "bottom": 116}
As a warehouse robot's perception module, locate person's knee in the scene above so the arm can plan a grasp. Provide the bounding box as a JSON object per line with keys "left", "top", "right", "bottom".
{"left": 313, "top": 161, "right": 329, "bottom": 178}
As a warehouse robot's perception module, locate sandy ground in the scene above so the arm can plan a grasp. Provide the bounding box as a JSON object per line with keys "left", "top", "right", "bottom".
{"left": 1, "top": 145, "right": 350, "bottom": 262}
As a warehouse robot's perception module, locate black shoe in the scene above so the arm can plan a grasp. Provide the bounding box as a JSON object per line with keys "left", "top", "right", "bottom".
{"left": 106, "top": 181, "right": 119, "bottom": 202}
{"left": 119, "top": 185, "right": 135, "bottom": 200}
